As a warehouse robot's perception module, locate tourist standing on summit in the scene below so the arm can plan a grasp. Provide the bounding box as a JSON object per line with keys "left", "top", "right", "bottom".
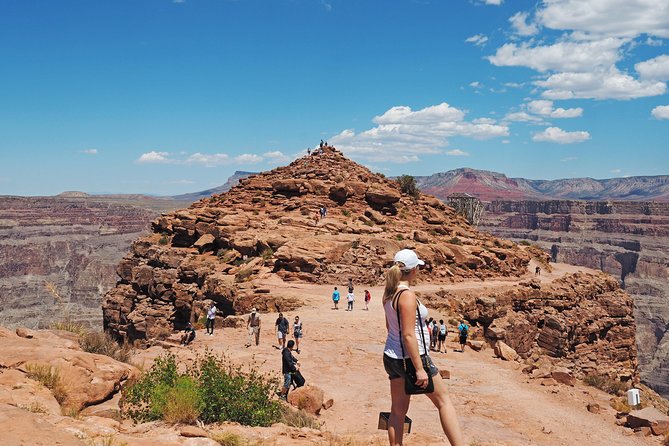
{"left": 382, "top": 249, "right": 464, "bottom": 446}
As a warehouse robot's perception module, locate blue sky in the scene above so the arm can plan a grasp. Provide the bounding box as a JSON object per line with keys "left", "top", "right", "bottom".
{"left": 1, "top": 0, "right": 668, "bottom": 196}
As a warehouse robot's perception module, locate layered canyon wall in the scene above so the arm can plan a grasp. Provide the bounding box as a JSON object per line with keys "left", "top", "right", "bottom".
{"left": 479, "top": 200, "right": 669, "bottom": 397}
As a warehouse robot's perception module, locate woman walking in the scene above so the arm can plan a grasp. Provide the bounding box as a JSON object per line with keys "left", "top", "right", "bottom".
{"left": 364, "top": 289, "right": 372, "bottom": 311}
{"left": 293, "top": 315, "right": 303, "bottom": 354}
{"left": 382, "top": 249, "right": 464, "bottom": 446}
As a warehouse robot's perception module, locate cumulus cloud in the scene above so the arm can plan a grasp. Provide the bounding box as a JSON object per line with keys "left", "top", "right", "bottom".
{"left": 137, "top": 151, "right": 173, "bottom": 164}
{"left": 482, "top": 0, "right": 503, "bottom": 5}
{"left": 233, "top": 154, "right": 263, "bottom": 164}
{"left": 646, "top": 37, "right": 664, "bottom": 47}
{"left": 469, "top": 81, "right": 483, "bottom": 88}
{"left": 510, "top": 11, "right": 539, "bottom": 36}
{"left": 503, "top": 111, "right": 544, "bottom": 123}
{"left": 636, "top": 54, "right": 669, "bottom": 80}
{"left": 532, "top": 126, "right": 591, "bottom": 144}
{"left": 488, "top": 38, "right": 624, "bottom": 73}
{"left": 80, "top": 149, "right": 98, "bottom": 155}
{"left": 186, "top": 153, "right": 230, "bottom": 167}
{"left": 527, "top": 100, "right": 583, "bottom": 118}
{"left": 330, "top": 102, "right": 508, "bottom": 163}
{"left": 536, "top": 67, "right": 667, "bottom": 100}
{"left": 651, "top": 105, "right": 669, "bottom": 119}
{"left": 446, "top": 149, "right": 470, "bottom": 156}
{"left": 263, "top": 151, "right": 291, "bottom": 163}
{"left": 465, "top": 34, "right": 489, "bottom": 46}
{"left": 536, "top": 0, "right": 669, "bottom": 39}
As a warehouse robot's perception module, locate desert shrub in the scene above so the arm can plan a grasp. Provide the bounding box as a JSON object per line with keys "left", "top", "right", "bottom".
{"left": 395, "top": 234, "right": 404, "bottom": 241}
{"left": 583, "top": 374, "right": 628, "bottom": 396}
{"left": 22, "top": 401, "right": 48, "bottom": 414}
{"left": 609, "top": 397, "right": 632, "bottom": 413}
{"left": 210, "top": 432, "right": 249, "bottom": 446}
{"left": 397, "top": 175, "right": 419, "bottom": 200}
{"left": 448, "top": 237, "right": 462, "bottom": 245}
{"left": 261, "top": 248, "right": 274, "bottom": 261}
{"left": 122, "top": 351, "right": 282, "bottom": 427}
{"left": 280, "top": 406, "right": 322, "bottom": 429}
{"left": 79, "top": 331, "right": 133, "bottom": 363}
{"left": 25, "top": 363, "right": 68, "bottom": 404}
{"left": 235, "top": 267, "right": 254, "bottom": 283}
{"left": 62, "top": 405, "right": 81, "bottom": 418}
{"left": 519, "top": 240, "right": 532, "bottom": 246}
{"left": 341, "top": 209, "right": 350, "bottom": 217}
{"left": 158, "top": 234, "right": 170, "bottom": 245}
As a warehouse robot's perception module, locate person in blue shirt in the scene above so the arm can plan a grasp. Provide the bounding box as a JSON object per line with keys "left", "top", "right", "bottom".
{"left": 457, "top": 320, "right": 469, "bottom": 352}
{"left": 332, "top": 286, "right": 340, "bottom": 310}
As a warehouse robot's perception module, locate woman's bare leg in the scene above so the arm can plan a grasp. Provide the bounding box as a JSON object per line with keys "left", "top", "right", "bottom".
{"left": 388, "top": 378, "right": 411, "bottom": 446}
{"left": 425, "top": 375, "right": 464, "bottom": 446}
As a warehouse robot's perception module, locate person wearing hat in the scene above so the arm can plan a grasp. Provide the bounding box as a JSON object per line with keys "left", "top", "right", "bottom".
{"left": 382, "top": 249, "right": 464, "bottom": 446}
{"left": 246, "top": 308, "right": 261, "bottom": 347}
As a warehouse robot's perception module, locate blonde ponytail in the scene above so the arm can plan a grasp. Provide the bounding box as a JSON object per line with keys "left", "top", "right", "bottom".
{"left": 383, "top": 264, "right": 403, "bottom": 304}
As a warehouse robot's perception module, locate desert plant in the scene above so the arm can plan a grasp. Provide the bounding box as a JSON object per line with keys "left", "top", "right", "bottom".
{"left": 341, "top": 209, "right": 350, "bottom": 217}
{"left": 397, "top": 175, "right": 420, "bottom": 200}
{"left": 235, "top": 267, "right": 254, "bottom": 283}
{"left": 210, "top": 432, "right": 248, "bottom": 446}
{"left": 151, "top": 376, "right": 201, "bottom": 424}
{"left": 62, "top": 405, "right": 81, "bottom": 419}
{"left": 50, "top": 319, "right": 88, "bottom": 336}
{"left": 395, "top": 234, "right": 404, "bottom": 241}
{"left": 519, "top": 240, "right": 532, "bottom": 246}
{"left": 280, "top": 406, "right": 322, "bottom": 429}
{"left": 25, "top": 363, "right": 68, "bottom": 404}
{"left": 448, "top": 237, "right": 462, "bottom": 245}
{"left": 583, "top": 374, "right": 628, "bottom": 396}
{"left": 79, "top": 331, "right": 133, "bottom": 363}
{"left": 22, "top": 401, "right": 48, "bottom": 414}
{"left": 609, "top": 397, "right": 632, "bottom": 413}
{"left": 261, "top": 248, "right": 274, "bottom": 261}
{"left": 158, "top": 234, "right": 170, "bottom": 245}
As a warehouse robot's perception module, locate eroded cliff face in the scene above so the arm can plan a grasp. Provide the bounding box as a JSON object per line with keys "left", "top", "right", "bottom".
{"left": 480, "top": 200, "right": 669, "bottom": 396}
{"left": 0, "top": 196, "right": 177, "bottom": 329}
{"left": 103, "top": 147, "right": 531, "bottom": 343}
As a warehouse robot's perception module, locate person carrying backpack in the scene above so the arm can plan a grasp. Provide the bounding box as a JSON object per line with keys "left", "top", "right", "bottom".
{"left": 437, "top": 319, "right": 447, "bottom": 353}
{"left": 431, "top": 319, "right": 439, "bottom": 351}
{"left": 458, "top": 320, "right": 469, "bottom": 353}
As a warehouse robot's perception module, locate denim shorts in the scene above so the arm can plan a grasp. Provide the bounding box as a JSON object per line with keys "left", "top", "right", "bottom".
{"left": 383, "top": 354, "right": 439, "bottom": 380}
{"left": 283, "top": 373, "right": 293, "bottom": 388}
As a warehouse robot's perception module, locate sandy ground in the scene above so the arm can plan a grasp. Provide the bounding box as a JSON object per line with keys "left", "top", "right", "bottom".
{"left": 138, "top": 262, "right": 660, "bottom": 446}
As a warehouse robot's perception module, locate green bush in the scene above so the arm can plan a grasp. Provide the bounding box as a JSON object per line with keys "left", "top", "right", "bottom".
{"left": 397, "top": 175, "right": 420, "bottom": 200}
{"left": 158, "top": 234, "right": 170, "bottom": 245}
{"left": 341, "top": 209, "right": 350, "bottom": 217}
{"left": 448, "top": 237, "right": 462, "bottom": 245}
{"left": 122, "top": 351, "right": 282, "bottom": 426}
{"left": 519, "top": 240, "right": 532, "bottom": 246}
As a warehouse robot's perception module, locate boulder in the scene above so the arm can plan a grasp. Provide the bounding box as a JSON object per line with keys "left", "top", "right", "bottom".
{"left": 494, "top": 341, "right": 519, "bottom": 361}
{"left": 627, "top": 407, "right": 669, "bottom": 436}
{"left": 193, "top": 233, "right": 216, "bottom": 253}
{"left": 287, "top": 384, "right": 325, "bottom": 415}
{"left": 540, "top": 378, "right": 559, "bottom": 386}
{"left": 180, "top": 426, "right": 209, "bottom": 438}
{"left": 551, "top": 367, "right": 575, "bottom": 386}
{"left": 365, "top": 186, "right": 401, "bottom": 206}
{"left": 587, "top": 403, "right": 600, "bottom": 414}
{"left": 15, "top": 327, "right": 34, "bottom": 339}
{"left": 467, "top": 340, "right": 485, "bottom": 351}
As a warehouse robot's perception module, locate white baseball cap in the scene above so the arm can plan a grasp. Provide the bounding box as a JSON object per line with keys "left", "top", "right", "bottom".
{"left": 393, "top": 249, "right": 425, "bottom": 271}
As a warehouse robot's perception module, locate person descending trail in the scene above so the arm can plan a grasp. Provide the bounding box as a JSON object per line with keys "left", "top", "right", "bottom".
{"left": 458, "top": 320, "right": 469, "bottom": 353}
{"left": 279, "top": 340, "right": 299, "bottom": 401}
{"left": 382, "top": 249, "right": 464, "bottom": 446}
{"left": 332, "top": 287, "right": 340, "bottom": 310}
{"left": 293, "top": 315, "right": 303, "bottom": 354}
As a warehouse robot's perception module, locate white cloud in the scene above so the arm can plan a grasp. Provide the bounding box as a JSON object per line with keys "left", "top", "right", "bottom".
{"left": 532, "top": 126, "right": 591, "bottom": 144}
{"left": 503, "top": 111, "right": 544, "bottom": 123}
{"left": 651, "top": 105, "right": 669, "bottom": 119}
{"left": 165, "top": 179, "right": 194, "bottom": 185}
{"left": 537, "top": 0, "right": 669, "bottom": 39}
{"left": 636, "top": 54, "right": 669, "bottom": 80}
{"left": 330, "top": 102, "right": 508, "bottom": 163}
{"left": 137, "top": 151, "right": 173, "bottom": 164}
{"left": 482, "top": 0, "right": 503, "bottom": 5}
{"left": 488, "top": 38, "right": 624, "bottom": 73}
{"left": 321, "top": 0, "right": 332, "bottom": 12}
{"left": 80, "top": 149, "right": 98, "bottom": 155}
{"left": 610, "top": 168, "right": 622, "bottom": 174}
{"left": 561, "top": 156, "right": 578, "bottom": 162}
{"left": 647, "top": 37, "right": 665, "bottom": 47}
{"left": 263, "top": 150, "right": 291, "bottom": 163}
{"left": 446, "top": 149, "right": 470, "bottom": 156}
{"left": 469, "top": 81, "right": 483, "bottom": 88}
{"left": 527, "top": 99, "right": 583, "bottom": 118}
{"left": 465, "top": 34, "right": 489, "bottom": 47}
{"left": 510, "top": 11, "right": 539, "bottom": 36}
{"left": 233, "top": 154, "right": 263, "bottom": 164}
{"left": 536, "top": 67, "right": 667, "bottom": 100}
{"left": 186, "top": 153, "right": 230, "bottom": 167}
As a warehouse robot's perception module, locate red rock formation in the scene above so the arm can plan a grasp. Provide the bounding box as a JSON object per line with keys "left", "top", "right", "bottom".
{"left": 103, "top": 147, "right": 530, "bottom": 342}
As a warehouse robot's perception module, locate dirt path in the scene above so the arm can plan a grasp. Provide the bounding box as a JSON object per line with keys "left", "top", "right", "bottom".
{"left": 152, "top": 263, "right": 656, "bottom": 446}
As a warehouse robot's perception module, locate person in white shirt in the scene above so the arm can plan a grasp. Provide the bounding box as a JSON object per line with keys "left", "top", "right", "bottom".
{"left": 205, "top": 303, "right": 216, "bottom": 336}
{"left": 346, "top": 291, "right": 355, "bottom": 311}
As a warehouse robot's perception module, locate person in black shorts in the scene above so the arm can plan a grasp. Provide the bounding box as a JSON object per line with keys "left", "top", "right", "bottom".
{"left": 437, "top": 319, "right": 447, "bottom": 353}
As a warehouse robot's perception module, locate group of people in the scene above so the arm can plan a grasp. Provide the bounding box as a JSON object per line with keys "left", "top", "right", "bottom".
{"left": 180, "top": 302, "right": 217, "bottom": 345}
{"left": 331, "top": 278, "right": 372, "bottom": 311}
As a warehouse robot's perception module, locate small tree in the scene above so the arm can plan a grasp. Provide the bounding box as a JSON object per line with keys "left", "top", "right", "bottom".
{"left": 397, "top": 175, "right": 420, "bottom": 200}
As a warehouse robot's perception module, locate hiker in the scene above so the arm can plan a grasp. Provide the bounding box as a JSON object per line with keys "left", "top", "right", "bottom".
{"left": 246, "top": 308, "right": 261, "bottom": 347}
{"left": 205, "top": 303, "right": 216, "bottom": 336}
{"left": 320, "top": 139, "right": 324, "bottom": 148}
{"left": 319, "top": 206, "right": 325, "bottom": 219}
{"left": 332, "top": 286, "right": 340, "bottom": 310}
{"left": 314, "top": 210, "right": 320, "bottom": 225}
{"left": 431, "top": 319, "right": 439, "bottom": 351}
{"left": 275, "top": 312, "right": 290, "bottom": 349}
{"left": 364, "top": 289, "right": 371, "bottom": 311}
{"left": 279, "top": 339, "right": 299, "bottom": 400}
{"left": 437, "top": 319, "right": 447, "bottom": 353}
{"left": 535, "top": 266, "right": 541, "bottom": 275}
{"left": 180, "top": 322, "right": 196, "bottom": 346}
{"left": 348, "top": 278, "right": 354, "bottom": 294}
{"left": 382, "top": 249, "right": 464, "bottom": 446}
{"left": 322, "top": 206, "right": 327, "bottom": 217}
{"left": 307, "top": 147, "right": 311, "bottom": 156}
{"left": 347, "top": 290, "right": 355, "bottom": 311}
{"left": 426, "top": 317, "right": 435, "bottom": 350}
{"left": 293, "top": 315, "right": 303, "bottom": 354}
{"left": 458, "top": 320, "right": 469, "bottom": 353}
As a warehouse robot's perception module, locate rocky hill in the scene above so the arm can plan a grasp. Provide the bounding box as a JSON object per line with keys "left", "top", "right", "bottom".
{"left": 415, "top": 168, "right": 669, "bottom": 201}
{"left": 480, "top": 200, "right": 669, "bottom": 398}
{"left": 0, "top": 195, "right": 187, "bottom": 329}
{"left": 102, "top": 146, "right": 532, "bottom": 343}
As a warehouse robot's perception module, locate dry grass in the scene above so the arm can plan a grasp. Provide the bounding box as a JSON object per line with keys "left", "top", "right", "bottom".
{"left": 609, "top": 397, "right": 632, "bottom": 414}
{"left": 583, "top": 374, "right": 628, "bottom": 396}
{"left": 86, "top": 435, "right": 129, "bottom": 446}
{"left": 21, "top": 401, "right": 48, "bottom": 414}
{"left": 210, "top": 432, "right": 262, "bottom": 446}
{"left": 78, "top": 331, "right": 133, "bottom": 363}
{"left": 50, "top": 319, "right": 88, "bottom": 336}
{"left": 280, "top": 406, "right": 322, "bottom": 430}
{"left": 25, "top": 363, "right": 68, "bottom": 405}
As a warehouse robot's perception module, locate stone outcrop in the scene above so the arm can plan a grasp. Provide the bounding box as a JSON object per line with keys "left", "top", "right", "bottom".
{"left": 479, "top": 199, "right": 669, "bottom": 397}
{"left": 103, "top": 146, "right": 530, "bottom": 343}
{"left": 427, "top": 272, "right": 638, "bottom": 381}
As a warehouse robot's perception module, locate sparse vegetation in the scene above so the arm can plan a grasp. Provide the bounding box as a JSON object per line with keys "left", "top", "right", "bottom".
{"left": 62, "top": 405, "right": 81, "bottom": 419}
{"left": 397, "top": 175, "right": 420, "bottom": 200}
{"left": 261, "top": 248, "right": 274, "bottom": 261}
{"left": 341, "top": 209, "right": 351, "bottom": 217}
{"left": 158, "top": 233, "right": 170, "bottom": 245}
{"left": 448, "top": 237, "right": 462, "bottom": 245}
{"left": 21, "top": 401, "right": 48, "bottom": 414}
{"left": 235, "top": 267, "right": 254, "bottom": 283}
{"left": 86, "top": 435, "right": 128, "bottom": 446}
{"left": 519, "top": 240, "right": 532, "bottom": 246}
{"left": 280, "top": 406, "right": 322, "bottom": 429}
{"left": 583, "top": 374, "right": 628, "bottom": 396}
{"left": 25, "top": 363, "right": 68, "bottom": 405}
{"left": 50, "top": 319, "right": 88, "bottom": 336}
{"left": 79, "top": 331, "right": 133, "bottom": 363}
{"left": 210, "top": 432, "right": 256, "bottom": 446}
{"left": 609, "top": 397, "right": 632, "bottom": 413}
{"left": 395, "top": 234, "right": 404, "bottom": 241}
{"left": 122, "top": 351, "right": 282, "bottom": 426}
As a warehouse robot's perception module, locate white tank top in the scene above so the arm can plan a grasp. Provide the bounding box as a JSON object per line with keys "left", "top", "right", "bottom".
{"left": 383, "top": 285, "right": 430, "bottom": 359}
